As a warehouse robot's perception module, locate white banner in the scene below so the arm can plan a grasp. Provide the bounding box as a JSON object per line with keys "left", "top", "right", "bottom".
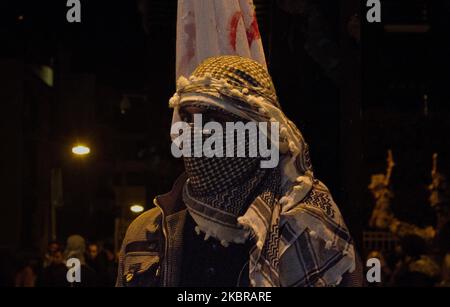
{"left": 176, "top": 0, "right": 267, "bottom": 79}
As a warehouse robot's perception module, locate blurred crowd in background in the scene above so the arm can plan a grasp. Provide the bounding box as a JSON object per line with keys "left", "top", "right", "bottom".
{"left": 365, "top": 226, "right": 450, "bottom": 287}
{"left": 1, "top": 235, "right": 117, "bottom": 287}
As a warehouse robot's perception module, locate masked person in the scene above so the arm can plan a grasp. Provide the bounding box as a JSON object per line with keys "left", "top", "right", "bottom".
{"left": 117, "top": 56, "right": 362, "bottom": 287}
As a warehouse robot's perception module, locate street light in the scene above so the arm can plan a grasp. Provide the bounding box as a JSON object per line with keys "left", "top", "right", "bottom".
{"left": 130, "top": 204, "right": 144, "bottom": 214}
{"left": 72, "top": 145, "right": 90, "bottom": 156}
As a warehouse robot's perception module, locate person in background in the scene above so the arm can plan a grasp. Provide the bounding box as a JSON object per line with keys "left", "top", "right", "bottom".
{"left": 37, "top": 249, "right": 68, "bottom": 287}
{"left": 87, "top": 243, "right": 99, "bottom": 262}
{"left": 102, "top": 243, "right": 118, "bottom": 287}
{"left": 14, "top": 256, "right": 38, "bottom": 287}
{"left": 390, "top": 235, "right": 440, "bottom": 287}
{"left": 43, "top": 241, "right": 61, "bottom": 269}
{"left": 64, "top": 235, "right": 99, "bottom": 287}
{"left": 86, "top": 242, "right": 101, "bottom": 274}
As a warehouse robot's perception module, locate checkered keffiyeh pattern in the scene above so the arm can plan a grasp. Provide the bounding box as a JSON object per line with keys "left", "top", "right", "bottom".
{"left": 177, "top": 56, "right": 356, "bottom": 287}
{"left": 183, "top": 166, "right": 270, "bottom": 224}
{"left": 276, "top": 183, "right": 356, "bottom": 287}
{"left": 184, "top": 157, "right": 261, "bottom": 197}
{"left": 183, "top": 113, "right": 261, "bottom": 198}
{"left": 190, "top": 55, "right": 280, "bottom": 108}
{"left": 239, "top": 180, "right": 356, "bottom": 287}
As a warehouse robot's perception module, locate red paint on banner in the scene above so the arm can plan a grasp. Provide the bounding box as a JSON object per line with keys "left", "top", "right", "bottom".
{"left": 179, "top": 19, "right": 196, "bottom": 73}
{"left": 229, "top": 11, "right": 242, "bottom": 51}
{"left": 246, "top": 13, "right": 261, "bottom": 47}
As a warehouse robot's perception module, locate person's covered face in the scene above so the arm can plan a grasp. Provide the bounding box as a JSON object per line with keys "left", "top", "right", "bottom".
{"left": 178, "top": 103, "right": 263, "bottom": 199}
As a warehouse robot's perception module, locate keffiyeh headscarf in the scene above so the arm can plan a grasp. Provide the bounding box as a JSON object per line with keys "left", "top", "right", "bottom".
{"left": 169, "top": 56, "right": 356, "bottom": 287}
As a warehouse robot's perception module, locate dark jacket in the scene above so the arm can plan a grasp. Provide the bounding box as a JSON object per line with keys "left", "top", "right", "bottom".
{"left": 116, "top": 173, "right": 363, "bottom": 287}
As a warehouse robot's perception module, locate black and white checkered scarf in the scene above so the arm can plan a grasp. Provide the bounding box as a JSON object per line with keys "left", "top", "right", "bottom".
{"left": 170, "top": 56, "right": 356, "bottom": 287}
{"left": 181, "top": 105, "right": 277, "bottom": 246}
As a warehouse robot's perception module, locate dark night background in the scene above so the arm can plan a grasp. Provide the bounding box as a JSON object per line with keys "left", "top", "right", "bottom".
{"left": 0, "top": 0, "right": 449, "bottom": 286}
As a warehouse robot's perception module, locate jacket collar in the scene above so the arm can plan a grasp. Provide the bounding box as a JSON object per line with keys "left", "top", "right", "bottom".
{"left": 152, "top": 173, "right": 188, "bottom": 286}
{"left": 154, "top": 172, "right": 188, "bottom": 217}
